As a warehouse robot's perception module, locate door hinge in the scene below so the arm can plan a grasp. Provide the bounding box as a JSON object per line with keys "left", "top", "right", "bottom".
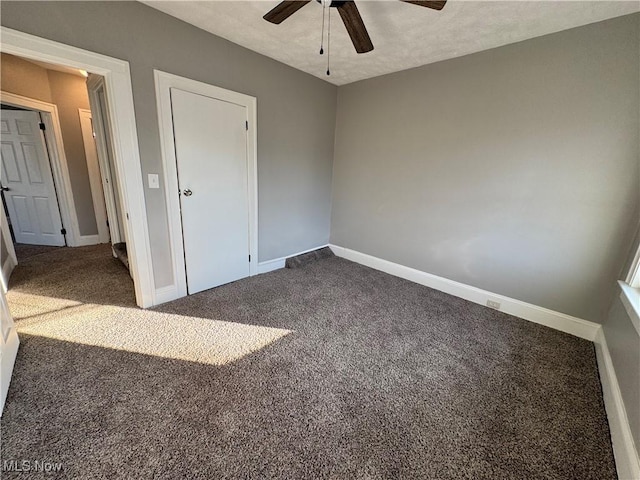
{"left": 61, "top": 228, "right": 67, "bottom": 235}
{"left": 249, "top": 255, "right": 251, "bottom": 262}
{"left": 39, "top": 122, "right": 46, "bottom": 131}
{"left": 246, "top": 121, "right": 249, "bottom": 131}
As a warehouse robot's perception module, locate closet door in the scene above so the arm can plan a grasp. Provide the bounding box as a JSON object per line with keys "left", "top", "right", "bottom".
{"left": 170, "top": 88, "right": 250, "bottom": 294}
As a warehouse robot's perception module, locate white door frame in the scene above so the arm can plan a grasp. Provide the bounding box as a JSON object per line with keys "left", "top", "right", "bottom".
{"left": 86, "top": 75, "right": 123, "bottom": 247}
{"left": 154, "top": 70, "right": 258, "bottom": 303}
{"left": 1, "top": 91, "right": 80, "bottom": 246}
{"left": 0, "top": 27, "right": 154, "bottom": 308}
{"left": 78, "top": 108, "right": 110, "bottom": 244}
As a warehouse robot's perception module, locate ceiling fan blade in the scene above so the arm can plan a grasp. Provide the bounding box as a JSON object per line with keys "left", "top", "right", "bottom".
{"left": 400, "top": 0, "right": 447, "bottom": 11}
{"left": 263, "top": 1, "right": 311, "bottom": 24}
{"left": 336, "top": 1, "right": 374, "bottom": 54}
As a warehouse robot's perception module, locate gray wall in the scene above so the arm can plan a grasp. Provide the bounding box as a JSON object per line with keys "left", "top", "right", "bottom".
{"left": 1, "top": 53, "right": 98, "bottom": 236}
{"left": 331, "top": 14, "right": 639, "bottom": 323}
{"left": 0, "top": 1, "right": 337, "bottom": 288}
{"left": 603, "top": 293, "right": 640, "bottom": 451}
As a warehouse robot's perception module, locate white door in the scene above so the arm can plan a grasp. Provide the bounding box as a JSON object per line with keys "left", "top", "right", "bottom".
{"left": 170, "top": 88, "right": 250, "bottom": 294}
{"left": 0, "top": 110, "right": 65, "bottom": 246}
{"left": 0, "top": 205, "right": 18, "bottom": 292}
{"left": 78, "top": 109, "right": 110, "bottom": 244}
{"left": 87, "top": 75, "right": 126, "bottom": 246}
{"left": 0, "top": 286, "right": 19, "bottom": 415}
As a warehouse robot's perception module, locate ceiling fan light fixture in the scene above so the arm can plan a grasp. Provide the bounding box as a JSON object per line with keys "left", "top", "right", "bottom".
{"left": 264, "top": 0, "right": 447, "bottom": 75}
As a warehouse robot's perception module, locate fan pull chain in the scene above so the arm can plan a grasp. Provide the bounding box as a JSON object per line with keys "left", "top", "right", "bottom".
{"left": 319, "top": 0, "right": 326, "bottom": 55}
{"left": 326, "top": 6, "right": 331, "bottom": 75}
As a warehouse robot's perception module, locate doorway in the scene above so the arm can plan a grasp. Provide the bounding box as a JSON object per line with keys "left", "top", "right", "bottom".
{"left": 84, "top": 75, "right": 129, "bottom": 270}
{"left": 0, "top": 57, "right": 129, "bottom": 282}
{"left": 1, "top": 108, "right": 65, "bottom": 247}
{"left": 1, "top": 26, "right": 154, "bottom": 308}
{"left": 0, "top": 90, "right": 85, "bottom": 249}
{"left": 0, "top": 27, "right": 155, "bottom": 414}
{"left": 0, "top": 66, "right": 133, "bottom": 415}
{"left": 155, "top": 70, "right": 258, "bottom": 299}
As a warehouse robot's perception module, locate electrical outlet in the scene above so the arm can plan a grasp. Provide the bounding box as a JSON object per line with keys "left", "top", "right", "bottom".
{"left": 487, "top": 300, "right": 501, "bottom": 310}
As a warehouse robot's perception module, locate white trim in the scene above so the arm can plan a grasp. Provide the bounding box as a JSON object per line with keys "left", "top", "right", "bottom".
{"left": 78, "top": 108, "right": 109, "bottom": 244}
{"left": 625, "top": 236, "right": 640, "bottom": 288}
{"left": 86, "top": 74, "right": 122, "bottom": 246}
{"left": 0, "top": 206, "right": 17, "bottom": 293}
{"left": 329, "top": 244, "right": 600, "bottom": 341}
{"left": 0, "top": 90, "right": 80, "bottom": 246}
{"left": 1, "top": 27, "right": 154, "bottom": 308}
{"left": 1, "top": 256, "right": 17, "bottom": 293}
{"left": 153, "top": 285, "right": 180, "bottom": 306}
{"left": 258, "top": 258, "right": 286, "bottom": 275}
{"left": 0, "top": 326, "right": 19, "bottom": 416}
{"left": 0, "top": 287, "right": 19, "bottom": 416}
{"left": 257, "top": 244, "right": 330, "bottom": 274}
{"left": 618, "top": 281, "right": 640, "bottom": 337}
{"left": 595, "top": 328, "right": 640, "bottom": 480}
{"left": 73, "top": 234, "right": 102, "bottom": 247}
{"left": 154, "top": 70, "right": 258, "bottom": 303}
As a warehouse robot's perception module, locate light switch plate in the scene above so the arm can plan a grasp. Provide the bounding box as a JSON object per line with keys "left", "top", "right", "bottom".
{"left": 148, "top": 173, "right": 160, "bottom": 189}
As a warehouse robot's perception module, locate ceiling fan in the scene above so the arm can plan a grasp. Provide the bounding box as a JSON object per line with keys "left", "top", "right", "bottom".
{"left": 263, "top": 0, "right": 447, "bottom": 54}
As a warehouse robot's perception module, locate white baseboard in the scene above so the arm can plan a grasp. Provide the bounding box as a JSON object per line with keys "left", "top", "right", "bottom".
{"left": 257, "top": 258, "right": 286, "bottom": 274}
{"left": 329, "top": 244, "right": 600, "bottom": 341}
{"left": 330, "top": 244, "right": 636, "bottom": 476}
{"left": 152, "top": 244, "right": 331, "bottom": 305}
{"left": 257, "top": 244, "right": 330, "bottom": 275}
{"left": 73, "top": 234, "right": 106, "bottom": 247}
{"left": 153, "top": 284, "right": 185, "bottom": 306}
{"left": 595, "top": 329, "right": 640, "bottom": 480}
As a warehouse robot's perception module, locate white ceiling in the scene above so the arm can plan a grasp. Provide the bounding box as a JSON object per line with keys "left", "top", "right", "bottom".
{"left": 143, "top": 1, "right": 640, "bottom": 85}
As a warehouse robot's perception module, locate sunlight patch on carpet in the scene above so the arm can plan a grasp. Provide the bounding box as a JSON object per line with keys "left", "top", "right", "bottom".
{"left": 8, "top": 292, "right": 82, "bottom": 323}
{"left": 12, "top": 292, "right": 292, "bottom": 366}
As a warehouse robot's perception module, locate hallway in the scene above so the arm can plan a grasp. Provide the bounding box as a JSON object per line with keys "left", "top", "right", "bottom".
{"left": 7, "top": 244, "right": 135, "bottom": 318}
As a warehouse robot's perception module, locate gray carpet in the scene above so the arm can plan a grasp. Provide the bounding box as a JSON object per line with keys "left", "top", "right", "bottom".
{"left": 13, "top": 243, "right": 62, "bottom": 262}
{"left": 1, "top": 245, "right": 616, "bottom": 479}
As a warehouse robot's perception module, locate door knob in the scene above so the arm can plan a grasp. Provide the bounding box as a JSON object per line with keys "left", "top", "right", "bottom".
{"left": 0, "top": 186, "right": 9, "bottom": 192}
{"left": 183, "top": 189, "right": 193, "bottom": 197}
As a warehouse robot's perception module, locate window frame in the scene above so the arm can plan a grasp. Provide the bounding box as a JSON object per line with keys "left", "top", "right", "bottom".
{"left": 625, "top": 246, "right": 640, "bottom": 288}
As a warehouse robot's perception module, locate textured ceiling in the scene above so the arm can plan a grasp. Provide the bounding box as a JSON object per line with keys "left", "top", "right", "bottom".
{"left": 143, "top": 1, "right": 640, "bottom": 85}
